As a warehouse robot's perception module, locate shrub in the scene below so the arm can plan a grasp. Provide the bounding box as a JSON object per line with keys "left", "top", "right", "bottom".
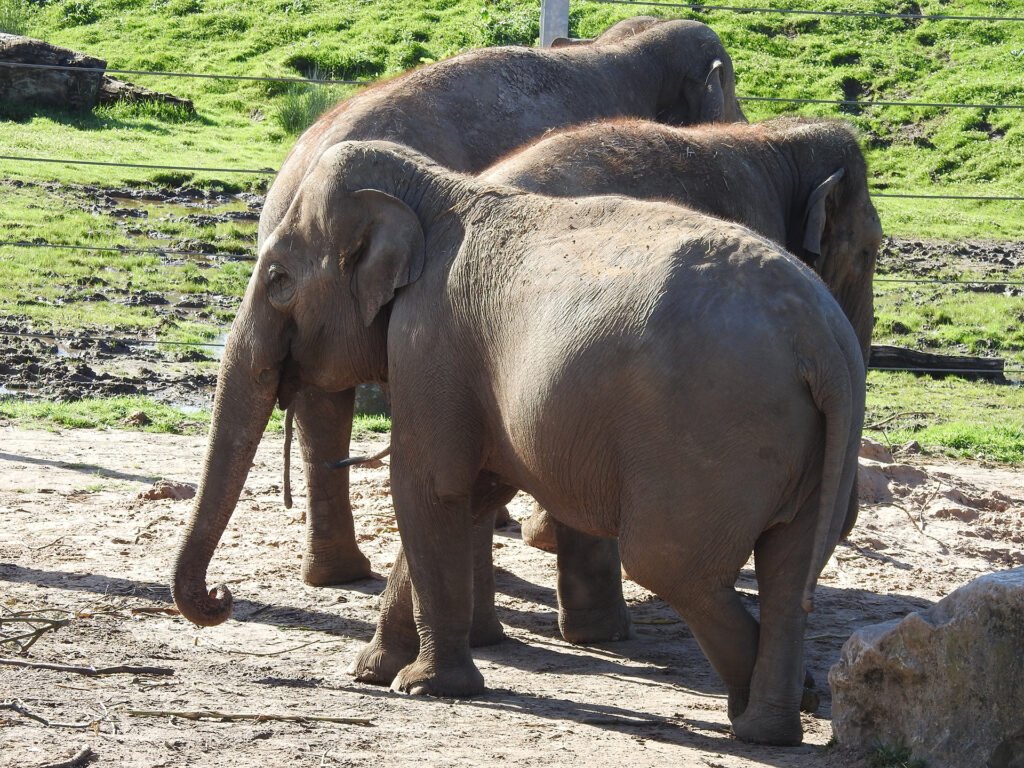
{"left": 58, "top": 0, "right": 98, "bottom": 26}
{"left": 273, "top": 81, "right": 339, "bottom": 135}
{"left": 0, "top": 0, "right": 31, "bottom": 35}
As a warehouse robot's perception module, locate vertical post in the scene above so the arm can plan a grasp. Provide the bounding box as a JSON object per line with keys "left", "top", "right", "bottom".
{"left": 539, "top": 0, "right": 569, "bottom": 47}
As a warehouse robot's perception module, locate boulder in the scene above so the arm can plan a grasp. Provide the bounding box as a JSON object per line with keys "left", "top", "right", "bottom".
{"left": 98, "top": 76, "right": 194, "bottom": 111}
{"left": 0, "top": 33, "right": 106, "bottom": 110}
{"left": 829, "top": 567, "right": 1024, "bottom": 768}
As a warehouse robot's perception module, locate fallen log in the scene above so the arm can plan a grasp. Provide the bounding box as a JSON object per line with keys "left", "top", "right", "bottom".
{"left": 869, "top": 344, "right": 1006, "bottom": 382}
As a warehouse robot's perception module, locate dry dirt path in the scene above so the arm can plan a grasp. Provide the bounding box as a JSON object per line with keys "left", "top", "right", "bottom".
{"left": 1, "top": 424, "right": 1022, "bottom": 767}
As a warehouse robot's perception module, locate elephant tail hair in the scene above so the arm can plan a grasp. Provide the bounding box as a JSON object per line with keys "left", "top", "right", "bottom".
{"left": 799, "top": 342, "right": 858, "bottom": 614}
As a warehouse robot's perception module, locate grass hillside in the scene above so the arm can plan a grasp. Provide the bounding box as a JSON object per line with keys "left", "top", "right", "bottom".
{"left": 1, "top": 0, "right": 1023, "bottom": 459}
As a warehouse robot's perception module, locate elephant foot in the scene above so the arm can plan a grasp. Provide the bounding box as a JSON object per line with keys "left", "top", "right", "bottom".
{"left": 730, "top": 704, "right": 802, "bottom": 746}
{"left": 348, "top": 632, "right": 418, "bottom": 686}
{"left": 493, "top": 506, "right": 515, "bottom": 529}
{"left": 391, "top": 654, "right": 485, "bottom": 698}
{"left": 559, "top": 604, "right": 634, "bottom": 644}
{"left": 470, "top": 611, "right": 506, "bottom": 648}
{"left": 302, "top": 549, "right": 373, "bottom": 586}
{"left": 521, "top": 509, "right": 558, "bottom": 553}
{"left": 800, "top": 670, "right": 819, "bottom": 714}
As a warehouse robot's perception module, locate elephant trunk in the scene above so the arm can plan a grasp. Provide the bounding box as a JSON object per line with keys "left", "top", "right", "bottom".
{"left": 172, "top": 322, "right": 285, "bottom": 626}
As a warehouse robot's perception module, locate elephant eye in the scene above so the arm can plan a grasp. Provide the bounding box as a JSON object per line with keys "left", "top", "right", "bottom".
{"left": 266, "top": 263, "right": 295, "bottom": 307}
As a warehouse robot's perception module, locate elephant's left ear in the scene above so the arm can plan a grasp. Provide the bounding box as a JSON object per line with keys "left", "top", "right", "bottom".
{"left": 349, "top": 189, "right": 426, "bottom": 327}
{"left": 802, "top": 167, "right": 846, "bottom": 265}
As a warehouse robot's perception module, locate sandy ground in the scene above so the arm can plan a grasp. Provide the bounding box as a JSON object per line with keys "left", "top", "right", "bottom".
{"left": 1, "top": 423, "right": 1023, "bottom": 768}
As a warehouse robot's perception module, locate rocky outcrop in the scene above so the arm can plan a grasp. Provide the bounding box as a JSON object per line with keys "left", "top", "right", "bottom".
{"left": 98, "top": 76, "right": 194, "bottom": 111}
{"left": 0, "top": 33, "right": 105, "bottom": 110}
{"left": 1, "top": 33, "right": 193, "bottom": 111}
{"left": 829, "top": 567, "right": 1024, "bottom": 768}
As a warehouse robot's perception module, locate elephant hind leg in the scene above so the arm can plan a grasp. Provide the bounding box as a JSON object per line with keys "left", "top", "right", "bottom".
{"left": 730, "top": 509, "right": 822, "bottom": 746}
{"left": 619, "top": 542, "right": 759, "bottom": 723}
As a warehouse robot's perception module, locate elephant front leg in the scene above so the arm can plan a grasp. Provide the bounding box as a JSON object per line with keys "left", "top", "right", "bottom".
{"left": 350, "top": 507, "right": 504, "bottom": 685}
{"left": 294, "top": 387, "right": 373, "bottom": 585}
{"left": 555, "top": 523, "right": 633, "bottom": 644}
{"left": 389, "top": 469, "right": 483, "bottom": 697}
{"left": 348, "top": 548, "right": 419, "bottom": 684}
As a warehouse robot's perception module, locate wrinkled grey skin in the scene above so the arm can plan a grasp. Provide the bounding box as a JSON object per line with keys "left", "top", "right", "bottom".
{"left": 481, "top": 116, "right": 882, "bottom": 574}
{"left": 254, "top": 16, "right": 745, "bottom": 592}
{"left": 173, "top": 141, "right": 864, "bottom": 745}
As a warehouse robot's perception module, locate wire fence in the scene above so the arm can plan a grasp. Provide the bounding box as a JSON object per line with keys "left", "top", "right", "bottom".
{"left": 3, "top": 153, "right": 1023, "bottom": 202}
{"left": 579, "top": 0, "right": 1024, "bottom": 22}
{"left": 2, "top": 330, "right": 1021, "bottom": 377}
{"left": 2, "top": 1, "right": 1023, "bottom": 392}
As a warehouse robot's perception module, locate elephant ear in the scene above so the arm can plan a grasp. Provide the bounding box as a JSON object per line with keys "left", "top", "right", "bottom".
{"left": 700, "top": 60, "right": 726, "bottom": 123}
{"left": 550, "top": 36, "right": 592, "bottom": 47}
{"left": 802, "top": 167, "right": 846, "bottom": 266}
{"left": 349, "top": 188, "right": 425, "bottom": 327}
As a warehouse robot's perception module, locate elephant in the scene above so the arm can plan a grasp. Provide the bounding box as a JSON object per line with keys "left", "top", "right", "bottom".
{"left": 172, "top": 140, "right": 865, "bottom": 745}
{"left": 257, "top": 15, "right": 746, "bottom": 592}
{"left": 480, "top": 115, "right": 882, "bottom": 556}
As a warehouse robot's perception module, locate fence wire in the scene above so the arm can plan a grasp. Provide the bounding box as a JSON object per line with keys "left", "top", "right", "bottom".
{"left": 2, "top": 154, "right": 1021, "bottom": 202}
{"left": 580, "top": 0, "right": 1024, "bottom": 22}
{"left": 0, "top": 240, "right": 255, "bottom": 262}
{"left": 0, "top": 155, "right": 275, "bottom": 176}
{"left": 0, "top": 60, "right": 370, "bottom": 86}
{"left": 1, "top": 331, "right": 1021, "bottom": 375}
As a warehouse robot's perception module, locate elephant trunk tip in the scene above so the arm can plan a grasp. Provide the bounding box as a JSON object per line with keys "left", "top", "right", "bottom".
{"left": 172, "top": 577, "right": 234, "bottom": 627}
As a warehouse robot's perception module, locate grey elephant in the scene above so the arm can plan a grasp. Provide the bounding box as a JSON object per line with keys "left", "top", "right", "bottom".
{"left": 257, "top": 16, "right": 746, "bottom": 591}
{"left": 480, "top": 115, "right": 881, "bottom": 560}
{"left": 172, "top": 140, "right": 864, "bottom": 745}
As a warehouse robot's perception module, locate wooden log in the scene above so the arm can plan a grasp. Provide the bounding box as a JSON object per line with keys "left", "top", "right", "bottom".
{"left": 869, "top": 344, "right": 1006, "bottom": 382}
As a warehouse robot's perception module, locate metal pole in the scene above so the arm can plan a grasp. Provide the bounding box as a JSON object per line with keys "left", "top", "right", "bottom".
{"left": 539, "top": 0, "right": 570, "bottom": 47}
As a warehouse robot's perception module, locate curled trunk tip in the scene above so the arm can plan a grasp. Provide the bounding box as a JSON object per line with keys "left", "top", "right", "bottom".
{"left": 172, "top": 577, "right": 234, "bottom": 627}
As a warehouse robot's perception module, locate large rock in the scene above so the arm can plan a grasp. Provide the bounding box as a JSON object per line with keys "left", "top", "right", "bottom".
{"left": 0, "top": 33, "right": 106, "bottom": 110}
{"left": 829, "top": 567, "right": 1024, "bottom": 768}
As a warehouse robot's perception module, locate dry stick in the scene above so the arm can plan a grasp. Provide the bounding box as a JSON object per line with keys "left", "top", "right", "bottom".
{"left": 864, "top": 411, "right": 932, "bottom": 430}
{"left": 202, "top": 638, "right": 348, "bottom": 657}
{"left": 0, "top": 658, "right": 174, "bottom": 676}
{"left": 124, "top": 709, "right": 372, "bottom": 725}
{"left": 0, "top": 700, "right": 98, "bottom": 729}
{"left": 0, "top": 616, "right": 70, "bottom": 652}
{"left": 38, "top": 746, "right": 94, "bottom": 768}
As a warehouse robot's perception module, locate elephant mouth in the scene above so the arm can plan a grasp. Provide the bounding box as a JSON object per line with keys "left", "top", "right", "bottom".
{"left": 276, "top": 355, "right": 302, "bottom": 411}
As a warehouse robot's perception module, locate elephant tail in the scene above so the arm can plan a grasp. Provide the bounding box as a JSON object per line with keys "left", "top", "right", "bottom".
{"left": 800, "top": 327, "right": 862, "bottom": 613}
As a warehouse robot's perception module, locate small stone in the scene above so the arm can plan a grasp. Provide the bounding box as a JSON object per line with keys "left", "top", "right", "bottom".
{"left": 859, "top": 437, "right": 894, "bottom": 463}
{"left": 139, "top": 480, "right": 197, "bottom": 501}
{"left": 123, "top": 410, "right": 150, "bottom": 426}
{"left": 895, "top": 439, "right": 922, "bottom": 455}
{"left": 829, "top": 567, "right": 1024, "bottom": 768}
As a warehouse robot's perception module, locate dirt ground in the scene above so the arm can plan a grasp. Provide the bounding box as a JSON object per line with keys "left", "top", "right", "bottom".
{"left": 1, "top": 424, "right": 1023, "bottom": 768}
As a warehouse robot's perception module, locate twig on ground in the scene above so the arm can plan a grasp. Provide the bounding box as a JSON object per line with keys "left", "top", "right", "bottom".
{"left": 24, "top": 536, "right": 66, "bottom": 551}
{"left": 864, "top": 411, "right": 932, "bottom": 430}
{"left": 0, "top": 699, "right": 99, "bottom": 729}
{"left": 201, "top": 637, "right": 348, "bottom": 657}
{"left": 806, "top": 632, "right": 850, "bottom": 640}
{"left": 891, "top": 502, "right": 949, "bottom": 553}
{"left": 37, "top": 746, "right": 94, "bottom": 768}
{"left": 0, "top": 614, "right": 71, "bottom": 653}
{"left": 129, "top": 606, "right": 181, "bottom": 616}
{"left": 0, "top": 658, "right": 174, "bottom": 676}
{"left": 124, "top": 708, "right": 373, "bottom": 725}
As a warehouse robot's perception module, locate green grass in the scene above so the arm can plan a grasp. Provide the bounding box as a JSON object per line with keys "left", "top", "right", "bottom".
{"left": 866, "top": 371, "right": 1024, "bottom": 462}
{"left": 867, "top": 744, "right": 927, "bottom": 768}
{"left": 0, "top": 394, "right": 392, "bottom": 437}
{"left": 0, "top": 0, "right": 31, "bottom": 35}
{"left": 1, "top": 0, "right": 1023, "bottom": 461}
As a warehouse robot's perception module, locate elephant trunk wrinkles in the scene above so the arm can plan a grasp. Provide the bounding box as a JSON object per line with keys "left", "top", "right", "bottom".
{"left": 172, "top": 344, "right": 283, "bottom": 627}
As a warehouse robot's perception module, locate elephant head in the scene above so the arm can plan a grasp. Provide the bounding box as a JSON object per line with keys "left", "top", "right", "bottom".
{"left": 784, "top": 121, "right": 882, "bottom": 365}
{"left": 172, "top": 146, "right": 429, "bottom": 626}
{"left": 634, "top": 20, "right": 746, "bottom": 125}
